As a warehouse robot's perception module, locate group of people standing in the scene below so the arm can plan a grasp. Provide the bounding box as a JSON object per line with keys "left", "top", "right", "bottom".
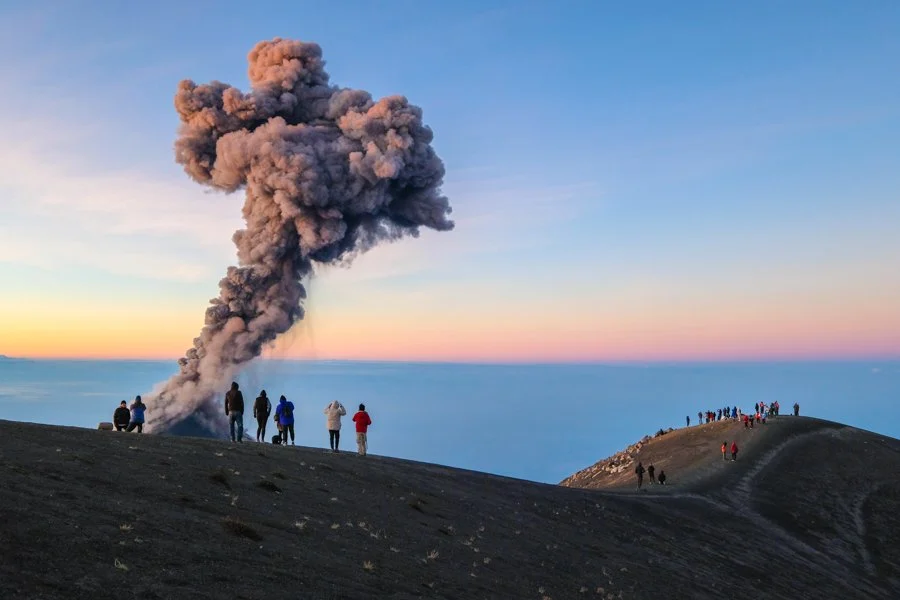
{"left": 686, "top": 400, "right": 800, "bottom": 429}
{"left": 112, "top": 396, "right": 147, "bottom": 432}
{"left": 634, "top": 462, "right": 667, "bottom": 488}
{"left": 223, "top": 382, "right": 373, "bottom": 455}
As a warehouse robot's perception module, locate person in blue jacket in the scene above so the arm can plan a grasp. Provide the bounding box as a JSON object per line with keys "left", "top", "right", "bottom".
{"left": 275, "top": 395, "right": 296, "bottom": 445}
{"left": 127, "top": 395, "right": 147, "bottom": 433}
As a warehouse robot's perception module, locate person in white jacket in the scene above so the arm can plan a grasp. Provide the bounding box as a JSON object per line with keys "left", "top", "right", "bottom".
{"left": 324, "top": 401, "right": 347, "bottom": 452}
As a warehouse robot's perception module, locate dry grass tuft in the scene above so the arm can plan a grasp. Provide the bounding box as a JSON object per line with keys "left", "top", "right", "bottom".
{"left": 426, "top": 549, "right": 439, "bottom": 560}
{"left": 363, "top": 560, "right": 375, "bottom": 572}
{"left": 222, "top": 516, "right": 262, "bottom": 541}
{"left": 119, "top": 524, "right": 133, "bottom": 532}
{"left": 114, "top": 558, "right": 129, "bottom": 571}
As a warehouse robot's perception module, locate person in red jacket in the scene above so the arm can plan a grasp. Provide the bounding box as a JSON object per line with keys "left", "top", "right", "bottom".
{"left": 730, "top": 441, "right": 738, "bottom": 461}
{"left": 352, "top": 403, "right": 373, "bottom": 456}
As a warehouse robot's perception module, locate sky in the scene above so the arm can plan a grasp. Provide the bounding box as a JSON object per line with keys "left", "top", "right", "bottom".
{"left": 0, "top": 0, "right": 898, "bottom": 362}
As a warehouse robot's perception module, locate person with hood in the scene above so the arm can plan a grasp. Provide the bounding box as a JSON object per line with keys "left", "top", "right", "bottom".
{"left": 352, "top": 403, "right": 373, "bottom": 456}
{"left": 253, "top": 390, "right": 272, "bottom": 443}
{"left": 657, "top": 470, "right": 667, "bottom": 485}
{"left": 647, "top": 463, "right": 656, "bottom": 484}
{"left": 324, "top": 401, "right": 347, "bottom": 452}
{"left": 731, "top": 441, "right": 738, "bottom": 461}
{"left": 113, "top": 401, "right": 130, "bottom": 431}
{"left": 635, "top": 462, "right": 645, "bottom": 488}
{"left": 793, "top": 402, "right": 800, "bottom": 416}
{"left": 224, "top": 382, "right": 245, "bottom": 443}
{"left": 127, "top": 396, "right": 146, "bottom": 433}
{"left": 721, "top": 441, "right": 728, "bottom": 460}
{"left": 275, "top": 395, "right": 296, "bottom": 445}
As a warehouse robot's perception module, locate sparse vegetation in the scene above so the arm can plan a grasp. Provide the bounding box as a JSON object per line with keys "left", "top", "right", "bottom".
{"left": 222, "top": 516, "right": 262, "bottom": 541}
{"left": 426, "top": 549, "right": 439, "bottom": 561}
{"left": 362, "top": 560, "right": 375, "bottom": 572}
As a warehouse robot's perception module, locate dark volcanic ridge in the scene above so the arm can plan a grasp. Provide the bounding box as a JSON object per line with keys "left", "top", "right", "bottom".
{"left": 1, "top": 417, "right": 898, "bottom": 599}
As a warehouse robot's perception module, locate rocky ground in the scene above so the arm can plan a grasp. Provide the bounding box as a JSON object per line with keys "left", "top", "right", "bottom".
{"left": 0, "top": 417, "right": 898, "bottom": 599}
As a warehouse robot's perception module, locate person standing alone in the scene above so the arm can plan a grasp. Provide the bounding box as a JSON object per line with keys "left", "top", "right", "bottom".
{"left": 721, "top": 441, "right": 728, "bottom": 460}
{"left": 647, "top": 463, "right": 656, "bottom": 484}
{"left": 731, "top": 441, "right": 738, "bottom": 461}
{"left": 352, "top": 404, "right": 373, "bottom": 456}
{"left": 224, "top": 382, "right": 244, "bottom": 443}
{"left": 276, "top": 395, "right": 296, "bottom": 445}
{"left": 324, "top": 401, "right": 347, "bottom": 452}
{"left": 253, "top": 390, "right": 271, "bottom": 443}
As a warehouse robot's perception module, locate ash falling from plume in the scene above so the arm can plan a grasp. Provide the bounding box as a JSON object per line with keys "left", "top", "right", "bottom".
{"left": 146, "top": 38, "right": 453, "bottom": 436}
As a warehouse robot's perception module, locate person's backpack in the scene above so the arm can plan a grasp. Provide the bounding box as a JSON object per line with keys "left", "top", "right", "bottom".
{"left": 282, "top": 403, "right": 293, "bottom": 420}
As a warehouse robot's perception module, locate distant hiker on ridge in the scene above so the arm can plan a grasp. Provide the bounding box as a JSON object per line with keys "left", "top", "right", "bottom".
{"left": 224, "top": 382, "right": 245, "bottom": 443}
{"left": 276, "top": 395, "right": 296, "bottom": 445}
{"left": 647, "top": 463, "right": 656, "bottom": 484}
{"left": 657, "top": 470, "right": 667, "bottom": 485}
{"left": 113, "top": 401, "right": 130, "bottom": 431}
{"left": 253, "top": 390, "right": 271, "bottom": 443}
{"left": 686, "top": 415, "right": 690, "bottom": 427}
{"left": 127, "top": 396, "right": 146, "bottom": 433}
{"left": 635, "top": 461, "right": 645, "bottom": 489}
{"left": 324, "top": 401, "right": 347, "bottom": 452}
{"left": 731, "top": 441, "right": 738, "bottom": 461}
{"left": 352, "top": 404, "right": 373, "bottom": 456}
{"left": 793, "top": 402, "right": 800, "bottom": 416}
{"left": 697, "top": 411, "right": 702, "bottom": 425}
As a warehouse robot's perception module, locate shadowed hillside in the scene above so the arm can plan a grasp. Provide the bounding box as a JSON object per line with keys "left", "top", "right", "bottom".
{"left": 1, "top": 417, "right": 898, "bottom": 599}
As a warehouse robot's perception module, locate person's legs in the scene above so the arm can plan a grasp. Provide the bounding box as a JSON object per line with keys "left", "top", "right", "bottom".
{"left": 335, "top": 430, "right": 340, "bottom": 451}
{"left": 329, "top": 430, "right": 336, "bottom": 450}
{"left": 356, "top": 432, "right": 366, "bottom": 455}
{"left": 137, "top": 423, "right": 143, "bottom": 433}
{"left": 287, "top": 424, "right": 295, "bottom": 444}
{"left": 115, "top": 424, "right": 126, "bottom": 432}
{"left": 126, "top": 422, "right": 137, "bottom": 432}
{"left": 229, "top": 414, "right": 236, "bottom": 442}
{"left": 235, "top": 412, "right": 244, "bottom": 442}
{"left": 280, "top": 425, "right": 288, "bottom": 445}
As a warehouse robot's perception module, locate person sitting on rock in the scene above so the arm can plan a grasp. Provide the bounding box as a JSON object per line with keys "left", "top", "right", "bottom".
{"left": 113, "top": 401, "right": 130, "bottom": 431}
{"left": 635, "top": 462, "right": 645, "bottom": 488}
{"left": 657, "top": 470, "right": 667, "bottom": 485}
{"left": 647, "top": 463, "right": 656, "bottom": 484}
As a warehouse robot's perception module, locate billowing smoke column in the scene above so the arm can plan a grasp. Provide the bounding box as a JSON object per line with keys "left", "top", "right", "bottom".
{"left": 146, "top": 38, "right": 453, "bottom": 436}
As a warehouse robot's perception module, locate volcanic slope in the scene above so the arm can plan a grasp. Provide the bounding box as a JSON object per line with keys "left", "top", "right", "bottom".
{"left": 1, "top": 418, "right": 898, "bottom": 600}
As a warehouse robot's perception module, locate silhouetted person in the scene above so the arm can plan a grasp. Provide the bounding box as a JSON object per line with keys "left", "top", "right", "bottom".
{"left": 635, "top": 462, "right": 645, "bottom": 488}
{"left": 686, "top": 415, "right": 690, "bottom": 427}
{"left": 253, "top": 390, "right": 271, "bottom": 442}
{"left": 647, "top": 463, "right": 656, "bottom": 484}
{"left": 793, "top": 402, "right": 800, "bottom": 416}
{"left": 721, "top": 441, "right": 728, "bottom": 461}
{"left": 224, "top": 382, "right": 244, "bottom": 443}
{"left": 113, "top": 401, "right": 130, "bottom": 431}
{"left": 657, "top": 470, "right": 667, "bottom": 485}
{"left": 698, "top": 411, "right": 702, "bottom": 425}
{"left": 731, "top": 441, "right": 738, "bottom": 461}
{"left": 324, "top": 401, "right": 347, "bottom": 452}
{"left": 276, "top": 395, "right": 296, "bottom": 445}
{"left": 127, "top": 396, "right": 146, "bottom": 433}
{"left": 352, "top": 403, "right": 373, "bottom": 456}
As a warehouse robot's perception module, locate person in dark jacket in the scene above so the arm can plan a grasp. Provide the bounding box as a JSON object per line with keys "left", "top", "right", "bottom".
{"left": 113, "top": 401, "right": 130, "bottom": 431}
{"left": 635, "top": 462, "right": 645, "bottom": 488}
{"left": 647, "top": 463, "right": 656, "bottom": 484}
{"left": 224, "top": 382, "right": 245, "bottom": 443}
{"left": 253, "top": 390, "right": 271, "bottom": 443}
{"left": 793, "top": 402, "right": 800, "bottom": 416}
{"left": 657, "top": 470, "right": 667, "bottom": 485}
{"left": 127, "top": 396, "right": 146, "bottom": 433}
{"left": 275, "top": 395, "right": 296, "bottom": 445}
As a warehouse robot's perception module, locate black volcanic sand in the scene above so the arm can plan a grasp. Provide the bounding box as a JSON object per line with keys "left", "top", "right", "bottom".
{"left": 1, "top": 418, "right": 899, "bottom": 599}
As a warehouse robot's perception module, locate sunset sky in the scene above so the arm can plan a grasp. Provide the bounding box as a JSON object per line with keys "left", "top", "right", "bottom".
{"left": 1, "top": 1, "right": 898, "bottom": 362}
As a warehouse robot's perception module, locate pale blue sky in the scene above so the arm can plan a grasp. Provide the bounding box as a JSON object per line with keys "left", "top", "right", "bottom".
{"left": 1, "top": 1, "right": 898, "bottom": 360}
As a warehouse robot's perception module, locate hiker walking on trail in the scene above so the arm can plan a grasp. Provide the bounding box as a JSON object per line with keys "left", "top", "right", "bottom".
{"left": 657, "top": 470, "right": 667, "bottom": 485}
{"left": 686, "top": 415, "right": 690, "bottom": 427}
{"left": 793, "top": 402, "right": 800, "bottom": 416}
{"left": 635, "top": 462, "right": 645, "bottom": 488}
{"left": 113, "top": 401, "right": 130, "bottom": 431}
{"left": 324, "top": 401, "right": 347, "bottom": 452}
{"left": 276, "top": 395, "right": 296, "bottom": 445}
{"left": 731, "top": 441, "right": 738, "bottom": 461}
{"left": 127, "top": 396, "right": 146, "bottom": 433}
{"left": 647, "top": 464, "right": 656, "bottom": 484}
{"left": 721, "top": 441, "right": 728, "bottom": 460}
{"left": 224, "top": 382, "right": 245, "bottom": 443}
{"left": 352, "top": 404, "right": 373, "bottom": 456}
{"left": 253, "top": 390, "right": 271, "bottom": 443}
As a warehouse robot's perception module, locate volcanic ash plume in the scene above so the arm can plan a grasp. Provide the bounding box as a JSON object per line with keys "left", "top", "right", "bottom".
{"left": 146, "top": 38, "right": 453, "bottom": 436}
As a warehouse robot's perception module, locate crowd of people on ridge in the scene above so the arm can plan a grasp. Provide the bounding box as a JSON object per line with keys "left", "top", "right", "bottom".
{"left": 110, "top": 382, "right": 374, "bottom": 456}
{"left": 635, "top": 400, "right": 804, "bottom": 488}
